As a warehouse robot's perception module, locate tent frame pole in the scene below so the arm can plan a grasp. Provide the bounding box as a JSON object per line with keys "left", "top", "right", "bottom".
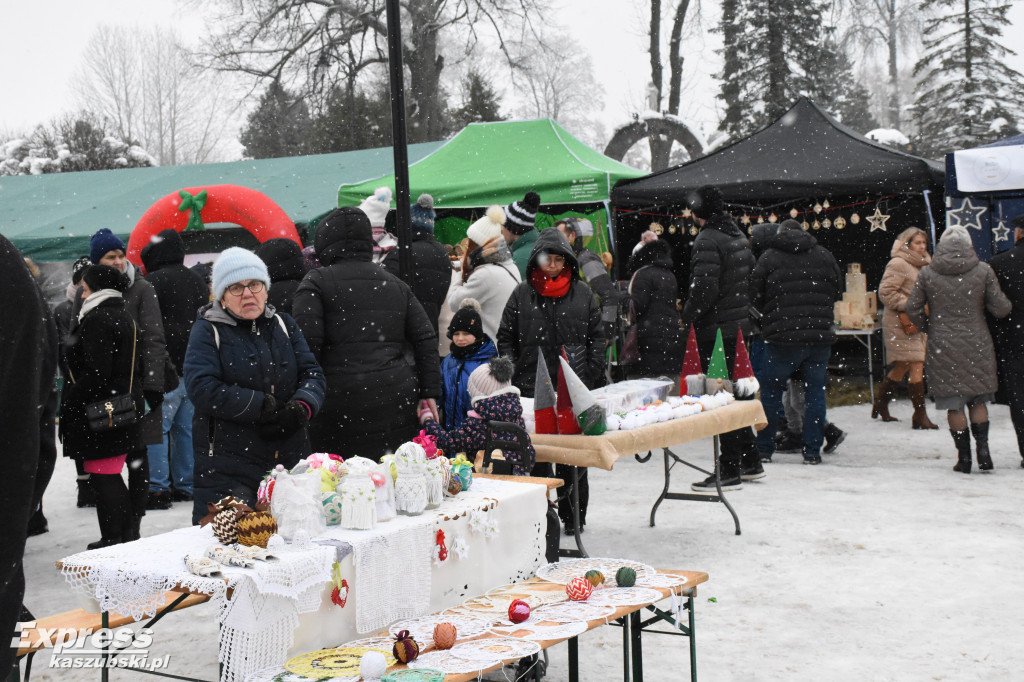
{"left": 385, "top": 0, "right": 413, "bottom": 284}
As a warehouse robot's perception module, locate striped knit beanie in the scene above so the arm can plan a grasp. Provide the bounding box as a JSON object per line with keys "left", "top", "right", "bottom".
{"left": 504, "top": 191, "right": 541, "bottom": 236}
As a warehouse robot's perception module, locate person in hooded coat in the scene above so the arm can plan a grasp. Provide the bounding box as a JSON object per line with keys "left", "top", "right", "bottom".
{"left": 906, "top": 224, "right": 1011, "bottom": 474}
{"left": 440, "top": 300, "right": 498, "bottom": 431}
{"left": 556, "top": 217, "right": 620, "bottom": 335}
{"left": 988, "top": 215, "right": 1024, "bottom": 468}
{"left": 184, "top": 248, "right": 326, "bottom": 523}
{"left": 383, "top": 194, "right": 452, "bottom": 336}
{"left": 627, "top": 237, "right": 683, "bottom": 379}
{"left": 141, "top": 229, "right": 210, "bottom": 507}
{"left": 255, "top": 238, "right": 308, "bottom": 316}
{"left": 497, "top": 227, "right": 605, "bottom": 533}
{"left": 293, "top": 207, "right": 441, "bottom": 460}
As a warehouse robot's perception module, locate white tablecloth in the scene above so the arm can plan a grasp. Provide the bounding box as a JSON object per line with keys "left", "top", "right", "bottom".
{"left": 59, "top": 478, "right": 548, "bottom": 682}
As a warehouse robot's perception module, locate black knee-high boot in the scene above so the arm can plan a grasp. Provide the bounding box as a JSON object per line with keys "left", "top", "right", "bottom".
{"left": 970, "top": 421, "right": 993, "bottom": 470}
{"left": 88, "top": 473, "right": 129, "bottom": 549}
{"left": 951, "top": 429, "right": 972, "bottom": 474}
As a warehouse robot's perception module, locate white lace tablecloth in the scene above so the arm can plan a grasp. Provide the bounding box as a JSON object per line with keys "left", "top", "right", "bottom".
{"left": 58, "top": 478, "right": 547, "bottom": 682}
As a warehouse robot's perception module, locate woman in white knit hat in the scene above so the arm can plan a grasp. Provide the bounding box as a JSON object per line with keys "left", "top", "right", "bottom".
{"left": 446, "top": 205, "right": 522, "bottom": 341}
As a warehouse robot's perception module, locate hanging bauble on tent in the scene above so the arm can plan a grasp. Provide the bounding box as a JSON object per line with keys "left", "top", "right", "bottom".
{"left": 704, "top": 329, "right": 732, "bottom": 395}
{"left": 732, "top": 329, "right": 759, "bottom": 398}
{"left": 534, "top": 352, "right": 558, "bottom": 435}
{"left": 555, "top": 350, "right": 583, "bottom": 435}
{"left": 558, "top": 355, "right": 606, "bottom": 436}
{"left": 680, "top": 325, "right": 705, "bottom": 396}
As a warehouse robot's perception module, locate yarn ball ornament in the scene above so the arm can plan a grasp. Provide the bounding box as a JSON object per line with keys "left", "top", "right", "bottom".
{"left": 236, "top": 511, "right": 277, "bottom": 548}
{"left": 256, "top": 475, "right": 275, "bottom": 505}
{"left": 359, "top": 650, "right": 388, "bottom": 680}
{"left": 565, "top": 577, "right": 593, "bottom": 601}
{"left": 447, "top": 472, "right": 463, "bottom": 496}
{"left": 212, "top": 508, "right": 241, "bottom": 544}
{"left": 615, "top": 567, "right": 637, "bottom": 587}
{"left": 322, "top": 491, "right": 344, "bottom": 526}
{"left": 584, "top": 570, "right": 605, "bottom": 588}
{"left": 392, "top": 630, "right": 420, "bottom": 663}
{"left": 432, "top": 622, "right": 458, "bottom": 649}
{"left": 508, "top": 599, "right": 531, "bottom": 623}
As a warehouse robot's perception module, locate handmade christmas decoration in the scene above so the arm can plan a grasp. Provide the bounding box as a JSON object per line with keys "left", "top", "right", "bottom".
{"left": 359, "top": 651, "right": 388, "bottom": 680}
{"left": 395, "top": 442, "right": 429, "bottom": 515}
{"left": 589, "top": 587, "right": 664, "bottom": 607}
{"left": 340, "top": 474, "right": 377, "bottom": 529}
{"left": 382, "top": 670, "right": 445, "bottom": 682}
{"left": 270, "top": 469, "right": 326, "bottom": 541}
{"left": 508, "top": 599, "right": 531, "bottom": 623}
{"left": 555, "top": 350, "right": 583, "bottom": 435}
{"left": 321, "top": 491, "right": 343, "bottom": 526}
{"left": 435, "top": 530, "right": 448, "bottom": 562}
{"left": 558, "top": 355, "right": 606, "bottom": 435}
{"left": 533, "top": 353, "right": 558, "bottom": 434}
{"left": 536, "top": 557, "right": 654, "bottom": 585}
{"left": 616, "top": 567, "right": 638, "bottom": 587}
{"left": 423, "top": 457, "right": 446, "bottom": 508}
{"left": 834, "top": 262, "right": 878, "bottom": 330}
{"left": 236, "top": 510, "right": 277, "bottom": 548}
{"left": 256, "top": 469, "right": 279, "bottom": 506}
{"left": 565, "top": 577, "right": 593, "bottom": 601}
{"left": 867, "top": 206, "right": 890, "bottom": 232}
{"left": 330, "top": 561, "right": 349, "bottom": 608}
{"left": 432, "top": 623, "right": 458, "bottom": 649}
{"left": 447, "top": 472, "right": 463, "bottom": 496}
{"left": 206, "top": 546, "right": 254, "bottom": 568}
{"left": 370, "top": 467, "right": 397, "bottom": 522}
{"left": 450, "top": 453, "right": 473, "bottom": 490}
{"left": 704, "top": 329, "right": 732, "bottom": 395}
{"left": 732, "top": 330, "right": 759, "bottom": 398}
{"left": 232, "top": 543, "right": 278, "bottom": 562}
{"left": 681, "top": 326, "right": 705, "bottom": 396}
{"left": 392, "top": 630, "right": 420, "bottom": 664}
{"left": 584, "top": 570, "right": 605, "bottom": 587}
{"left": 212, "top": 508, "right": 242, "bottom": 544}
{"left": 286, "top": 648, "right": 395, "bottom": 678}
{"left": 184, "top": 554, "right": 222, "bottom": 577}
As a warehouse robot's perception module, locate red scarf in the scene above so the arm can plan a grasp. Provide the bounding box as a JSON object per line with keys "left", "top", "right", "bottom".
{"left": 530, "top": 269, "right": 572, "bottom": 298}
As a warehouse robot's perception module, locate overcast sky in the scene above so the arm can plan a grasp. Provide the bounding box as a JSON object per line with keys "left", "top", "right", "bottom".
{"left": 2, "top": 0, "right": 1022, "bottom": 150}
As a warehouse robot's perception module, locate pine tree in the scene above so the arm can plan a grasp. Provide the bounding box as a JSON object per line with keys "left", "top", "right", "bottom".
{"left": 240, "top": 81, "right": 312, "bottom": 159}
{"left": 807, "top": 32, "right": 880, "bottom": 133}
{"left": 307, "top": 84, "right": 393, "bottom": 154}
{"left": 912, "top": 0, "right": 1024, "bottom": 157}
{"left": 450, "top": 71, "right": 506, "bottom": 131}
{"left": 717, "top": 0, "right": 828, "bottom": 141}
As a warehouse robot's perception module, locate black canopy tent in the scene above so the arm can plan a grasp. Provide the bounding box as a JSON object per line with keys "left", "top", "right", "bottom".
{"left": 610, "top": 98, "right": 946, "bottom": 291}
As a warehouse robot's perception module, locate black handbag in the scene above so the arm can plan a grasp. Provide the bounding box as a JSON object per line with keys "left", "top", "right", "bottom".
{"left": 69, "top": 322, "right": 140, "bottom": 433}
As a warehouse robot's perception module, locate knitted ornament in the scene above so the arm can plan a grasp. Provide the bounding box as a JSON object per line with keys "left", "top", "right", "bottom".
{"left": 566, "top": 577, "right": 593, "bottom": 601}
{"left": 394, "top": 442, "right": 429, "bottom": 515}
{"left": 212, "top": 508, "right": 241, "bottom": 544}
{"left": 392, "top": 630, "right": 420, "bottom": 663}
{"left": 424, "top": 456, "right": 446, "bottom": 508}
{"left": 340, "top": 474, "right": 377, "bottom": 530}
{"left": 558, "top": 354, "right": 606, "bottom": 435}
{"left": 447, "top": 472, "right": 463, "bottom": 496}
{"left": 322, "top": 491, "right": 343, "bottom": 526}
{"left": 555, "top": 349, "right": 583, "bottom": 435}
{"left": 680, "top": 325, "right": 705, "bottom": 397}
{"left": 732, "top": 329, "right": 759, "bottom": 398}
{"left": 330, "top": 561, "right": 349, "bottom": 607}
{"left": 413, "top": 430, "right": 439, "bottom": 459}
{"left": 359, "top": 650, "right": 388, "bottom": 680}
{"left": 584, "top": 570, "right": 605, "bottom": 587}
{"left": 236, "top": 511, "right": 277, "bottom": 548}
{"left": 704, "top": 329, "right": 732, "bottom": 395}
{"left": 435, "top": 529, "right": 448, "bottom": 562}
{"left": 451, "top": 453, "right": 473, "bottom": 489}
{"left": 508, "top": 599, "right": 531, "bottom": 623}
{"left": 432, "top": 623, "right": 458, "bottom": 650}
{"left": 615, "top": 567, "right": 637, "bottom": 587}
{"left": 256, "top": 473, "right": 276, "bottom": 506}
{"left": 199, "top": 496, "right": 252, "bottom": 527}
{"left": 369, "top": 468, "right": 397, "bottom": 522}
{"left": 533, "top": 352, "right": 558, "bottom": 434}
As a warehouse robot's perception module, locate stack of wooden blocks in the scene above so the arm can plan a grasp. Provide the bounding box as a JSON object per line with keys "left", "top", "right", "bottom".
{"left": 834, "top": 263, "right": 878, "bottom": 329}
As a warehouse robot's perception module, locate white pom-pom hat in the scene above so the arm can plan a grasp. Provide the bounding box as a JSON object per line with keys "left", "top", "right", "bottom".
{"left": 466, "top": 205, "right": 506, "bottom": 246}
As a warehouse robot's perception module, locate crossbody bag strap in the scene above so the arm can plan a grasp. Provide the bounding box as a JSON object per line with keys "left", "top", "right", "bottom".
{"left": 128, "top": 321, "right": 138, "bottom": 393}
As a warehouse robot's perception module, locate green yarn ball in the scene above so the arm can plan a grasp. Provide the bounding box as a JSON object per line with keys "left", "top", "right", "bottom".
{"left": 615, "top": 567, "right": 637, "bottom": 587}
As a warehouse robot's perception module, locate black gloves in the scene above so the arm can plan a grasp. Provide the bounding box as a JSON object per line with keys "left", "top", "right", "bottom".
{"left": 144, "top": 390, "right": 164, "bottom": 409}
{"left": 258, "top": 398, "right": 309, "bottom": 441}
{"left": 259, "top": 394, "right": 278, "bottom": 421}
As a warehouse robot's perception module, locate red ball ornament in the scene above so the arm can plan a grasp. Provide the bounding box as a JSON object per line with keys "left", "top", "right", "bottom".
{"left": 508, "top": 599, "right": 531, "bottom": 623}
{"left": 566, "top": 577, "right": 593, "bottom": 601}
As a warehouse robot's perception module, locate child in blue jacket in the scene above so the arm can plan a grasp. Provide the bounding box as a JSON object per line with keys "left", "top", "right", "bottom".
{"left": 440, "top": 299, "right": 497, "bottom": 430}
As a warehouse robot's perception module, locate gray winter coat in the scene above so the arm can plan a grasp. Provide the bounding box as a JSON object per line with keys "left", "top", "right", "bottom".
{"left": 906, "top": 241, "right": 1011, "bottom": 399}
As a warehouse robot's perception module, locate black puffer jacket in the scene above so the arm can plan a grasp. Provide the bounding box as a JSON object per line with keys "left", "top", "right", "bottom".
{"left": 629, "top": 240, "right": 683, "bottom": 377}
{"left": 680, "top": 214, "right": 755, "bottom": 343}
{"left": 293, "top": 208, "right": 441, "bottom": 460}
{"left": 255, "top": 238, "right": 307, "bottom": 316}
{"left": 383, "top": 229, "right": 452, "bottom": 335}
{"left": 497, "top": 228, "right": 605, "bottom": 396}
{"left": 751, "top": 227, "right": 842, "bottom": 345}
{"left": 141, "top": 229, "right": 209, "bottom": 375}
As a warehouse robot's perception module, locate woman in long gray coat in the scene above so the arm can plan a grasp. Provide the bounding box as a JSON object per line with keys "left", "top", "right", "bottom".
{"left": 906, "top": 225, "right": 1011, "bottom": 473}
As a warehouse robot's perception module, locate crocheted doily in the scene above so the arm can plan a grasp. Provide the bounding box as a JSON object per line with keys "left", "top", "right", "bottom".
{"left": 485, "top": 582, "right": 569, "bottom": 607}
{"left": 588, "top": 587, "right": 665, "bottom": 608}
{"left": 406, "top": 650, "right": 500, "bottom": 675}
{"left": 336, "top": 636, "right": 395, "bottom": 650}
{"left": 534, "top": 558, "right": 655, "bottom": 586}
{"left": 382, "top": 670, "right": 445, "bottom": 682}
{"left": 451, "top": 637, "right": 541, "bottom": 663}
{"left": 489, "top": 619, "right": 589, "bottom": 642}
{"left": 635, "top": 572, "right": 689, "bottom": 590}
{"left": 441, "top": 595, "right": 522, "bottom": 624}
{"left": 530, "top": 601, "right": 617, "bottom": 624}
{"left": 388, "top": 614, "right": 492, "bottom": 643}
{"left": 285, "top": 647, "right": 395, "bottom": 677}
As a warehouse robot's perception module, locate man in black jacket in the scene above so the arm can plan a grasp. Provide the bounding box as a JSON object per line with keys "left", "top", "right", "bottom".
{"left": 255, "top": 237, "right": 308, "bottom": 315}
{"left": 681, "top": 186, "right": 764, "bottom": 490}
{"left": 383, "top": 194, "right": 453, "bottom": 336}
{"left": 141, "top": 229, "right": 209, "bottom": 507}
{"left": 751, "top": 219, "right": 842, "bottom": 465}
{"left": 988, "top": 215, "right": 1024, "bottom": 467}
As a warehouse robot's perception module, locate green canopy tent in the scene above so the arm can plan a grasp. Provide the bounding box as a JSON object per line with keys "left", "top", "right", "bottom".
{"left": 337, "top": 119, "right": 645, "bottom": 253}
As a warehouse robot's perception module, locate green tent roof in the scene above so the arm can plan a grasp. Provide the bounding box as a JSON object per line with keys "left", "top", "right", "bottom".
{"left": 337, "top": 119, "right": 644, "bottom": 209}
{"left": 0, "top": 142, "right": 440, "bottom": 261}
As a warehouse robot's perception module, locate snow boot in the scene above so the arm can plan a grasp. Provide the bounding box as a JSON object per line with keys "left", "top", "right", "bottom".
{"left": 871, "top": 378, "right": 900, "bottom": 421}
{"left": 76, "top": 478, "right": 97, "bottom": 508}
{"left": 970, "top": 421, "right": 993, "bottom": 471}
{"left": 951, "top": 429, "right": 972, "bottom": 474}
{"left": 122, "top": 514, "right": 143, "bottom": 542}
{"left": 740, "top": 444, "right": 766, "bottom": 481}
{"left": 909, "top": 383, "right": 938, "bottom": 430}
{"left": 774, "top": 430, "right": 803, "bottom": 453}
{"left": 823, "top": 423, "right": 847, "bottom": 454}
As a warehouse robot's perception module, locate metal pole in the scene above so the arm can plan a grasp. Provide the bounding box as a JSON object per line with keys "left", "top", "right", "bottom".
{"left": 385, "top": 0, "right": 413, "bottom": 284}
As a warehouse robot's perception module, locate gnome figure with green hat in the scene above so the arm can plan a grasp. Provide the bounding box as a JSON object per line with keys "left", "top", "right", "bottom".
{"left": 704, "top": 329, "right": 733, "bottom": 395}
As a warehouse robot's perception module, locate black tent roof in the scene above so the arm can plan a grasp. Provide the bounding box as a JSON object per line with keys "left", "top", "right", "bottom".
{"left": 611, "top": 98, "right": 945, "bottom": 207}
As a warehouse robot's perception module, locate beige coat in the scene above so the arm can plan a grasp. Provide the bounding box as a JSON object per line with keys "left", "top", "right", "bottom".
{"left": 878, "top": 238, "right": 930, "bottom": 362}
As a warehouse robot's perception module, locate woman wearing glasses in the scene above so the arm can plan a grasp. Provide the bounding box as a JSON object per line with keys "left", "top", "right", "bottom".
{"left": 183, "top": 247, "right": 326, "bottom": 523}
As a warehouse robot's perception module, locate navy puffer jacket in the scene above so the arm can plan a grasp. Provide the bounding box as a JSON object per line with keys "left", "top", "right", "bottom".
{"left": 440, "top": 337, "right": 497, "bottom": 430}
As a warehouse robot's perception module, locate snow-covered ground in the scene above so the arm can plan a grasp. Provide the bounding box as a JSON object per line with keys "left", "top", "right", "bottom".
{"left": 21, "top": 398, "right": 1024, "bottom": 681}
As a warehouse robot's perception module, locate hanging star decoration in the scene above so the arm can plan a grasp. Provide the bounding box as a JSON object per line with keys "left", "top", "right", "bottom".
{"left": 993, "top": 218, "right": 1011, "bottom": 242}
{"left": 948, "top": 197, "right": 988, "bottom": 231}
{"left": 867, "top": 207, "right": 890, "bottom": 232}
{"left": 740, "top": 215, "right": 751, "bottom": 225}
{"left": 768, "top": 213, "right": 778, "bottom": 223}
{"left": 680, "top": 208, "right": 692, "bottom": 218}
